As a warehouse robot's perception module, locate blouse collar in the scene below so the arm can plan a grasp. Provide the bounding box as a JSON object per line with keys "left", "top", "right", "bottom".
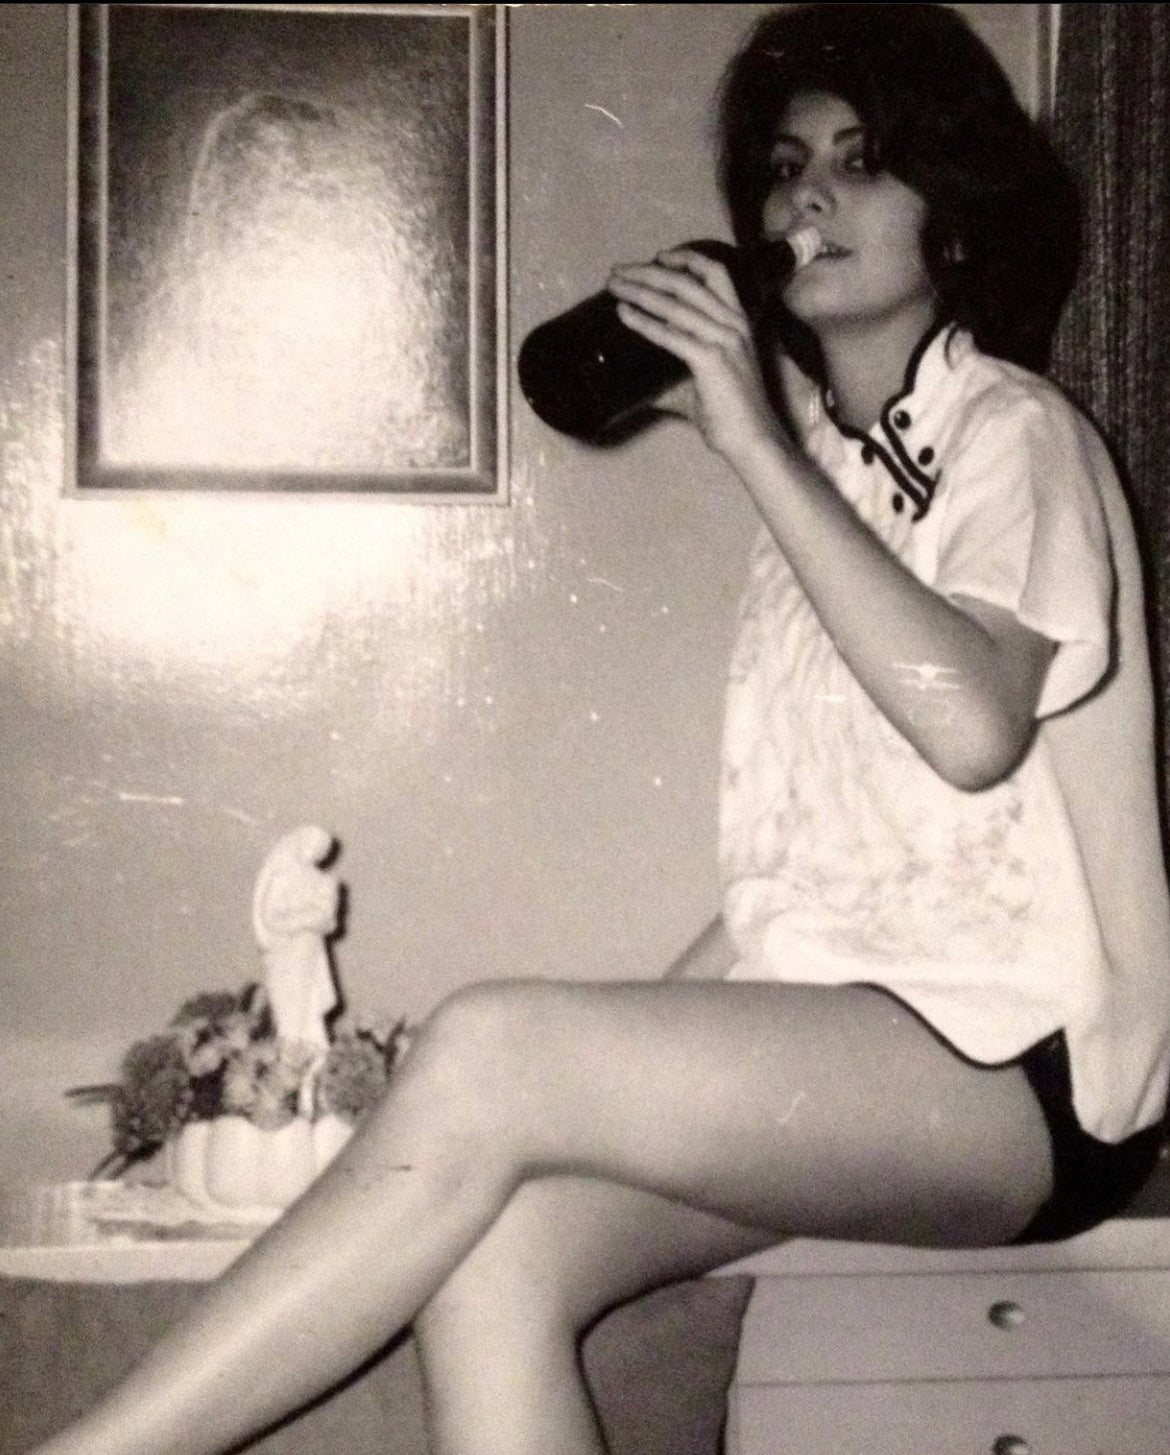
{"left": 815, "top": 322, "right": 969, "bottom": 522}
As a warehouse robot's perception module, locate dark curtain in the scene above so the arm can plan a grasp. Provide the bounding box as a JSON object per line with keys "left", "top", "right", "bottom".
{"left": 1050, "top": 4, "right": 1170, "bottom": 748}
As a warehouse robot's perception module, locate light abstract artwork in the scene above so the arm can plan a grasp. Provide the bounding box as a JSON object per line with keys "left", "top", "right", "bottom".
{"left": 69, "top": 3, "right": 505, "bottom": 496}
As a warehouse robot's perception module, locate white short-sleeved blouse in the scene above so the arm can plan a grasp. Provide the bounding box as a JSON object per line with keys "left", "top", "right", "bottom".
{"left": 720, "top": 325, "right": 1170, "bottom": 1142}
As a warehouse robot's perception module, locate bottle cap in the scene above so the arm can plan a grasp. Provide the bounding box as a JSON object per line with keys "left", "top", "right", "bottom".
{"left": 786, "top": 225, "right": 824, "bottom": 268}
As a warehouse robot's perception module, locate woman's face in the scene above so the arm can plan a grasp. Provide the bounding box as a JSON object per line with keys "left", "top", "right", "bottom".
{"left": 763, "top": 90, "right": 936, "bottom": 338}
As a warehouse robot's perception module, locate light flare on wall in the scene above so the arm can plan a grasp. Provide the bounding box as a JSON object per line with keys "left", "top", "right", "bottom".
{"left": 3, "top": 335, "right": 536, "bottom": 739}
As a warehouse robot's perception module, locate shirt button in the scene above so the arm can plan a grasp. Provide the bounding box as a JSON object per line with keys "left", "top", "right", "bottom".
{"left": 918, "top": 446, "right": 935, "bottom": 465}
{"left": 860, "top": 443, "right": 875, "bottom": 464}
{"left": 892, "top": 409, "right": 911, "bottom": 429}
{"left": 892, "top": 494, "right": 905, "bottom": 513}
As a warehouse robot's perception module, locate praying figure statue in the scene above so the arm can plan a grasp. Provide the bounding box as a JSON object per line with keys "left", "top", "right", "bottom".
{"left": 251, "top": 825, "right": 340, "bottom": 1052}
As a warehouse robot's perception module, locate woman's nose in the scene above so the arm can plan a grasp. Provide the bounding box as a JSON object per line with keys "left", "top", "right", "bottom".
{"left": 792, "top": 169, "right": 834, "bottom": 216}
{"left": 764, "top": 166, "right": 836, "bottom": 236}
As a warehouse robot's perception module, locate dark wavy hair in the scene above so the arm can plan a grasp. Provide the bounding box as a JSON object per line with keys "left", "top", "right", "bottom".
{"left": 716, "top": 3, "right": 1080, "bottom": 377}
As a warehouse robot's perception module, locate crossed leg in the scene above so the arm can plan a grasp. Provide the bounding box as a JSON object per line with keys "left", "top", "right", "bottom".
{"left": 415, "top": 1175, "right": 775, "bottom": 1455}
{"left": 29, "top": 978, "right": 1053, "bottom": 1455}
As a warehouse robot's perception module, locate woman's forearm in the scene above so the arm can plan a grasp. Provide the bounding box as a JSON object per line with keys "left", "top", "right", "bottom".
{"left": 727, "top": 428, "right": 1053, "bottom": 790}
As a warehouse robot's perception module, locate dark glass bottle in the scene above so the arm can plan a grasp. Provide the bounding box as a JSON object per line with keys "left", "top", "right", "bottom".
{"left": 517, "top": 229, "right": 821, "bottom": 444}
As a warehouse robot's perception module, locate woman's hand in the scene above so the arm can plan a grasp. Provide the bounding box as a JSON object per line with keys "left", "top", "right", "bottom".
{"left": 607, "top": 247, "right": 783, "bottom": 467}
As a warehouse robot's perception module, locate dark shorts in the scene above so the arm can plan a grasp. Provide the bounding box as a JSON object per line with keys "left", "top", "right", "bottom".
{"left": 856, "top": 985, "right": 1163, "bottom": 1244}
{"left": 1011, "top": 1031, "right": 1164, "bottom": 1244}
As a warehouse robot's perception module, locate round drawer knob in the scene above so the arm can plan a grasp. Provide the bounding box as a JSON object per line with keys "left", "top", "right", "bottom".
{"left": 988, "top": 1299, "right": 1026, "bottom": 1330}
{"left": 992, "top": 1438, "right": 1031, "bottom": 1455}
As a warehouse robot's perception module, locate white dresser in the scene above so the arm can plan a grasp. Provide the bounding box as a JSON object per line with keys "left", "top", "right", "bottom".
{"left": 723, "top": 1218, "right": 1170, "bottom": 1455}
{"left": 4, "top": 1186, "right": 1169, "bottom": 1455}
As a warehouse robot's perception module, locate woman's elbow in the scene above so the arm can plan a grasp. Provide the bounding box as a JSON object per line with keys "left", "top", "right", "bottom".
{"left": 922, "top": 708, "right": 1036, "bottom": 792}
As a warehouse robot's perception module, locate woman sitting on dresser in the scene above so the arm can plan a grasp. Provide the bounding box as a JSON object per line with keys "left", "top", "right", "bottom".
{"left": 25, "top": 6, "right": 1170, "bottom": 1454}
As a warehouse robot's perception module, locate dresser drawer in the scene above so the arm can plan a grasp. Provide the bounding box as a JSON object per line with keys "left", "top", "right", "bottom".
{"left": 737, "top": 1269, "right": 1170, "bottom": 1384}
{"left": 733, "top": 1374, "right": 1170, "bottom": 1455}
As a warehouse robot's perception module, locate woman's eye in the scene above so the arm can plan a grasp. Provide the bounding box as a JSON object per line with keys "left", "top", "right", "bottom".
{"left": 770, "top": 156, "right": 802, "bottom": 184}
{"left": 842, "top": 148, "right": 882, "bottom": 177}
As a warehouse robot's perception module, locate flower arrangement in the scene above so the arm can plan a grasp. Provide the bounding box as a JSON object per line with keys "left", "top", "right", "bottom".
{"left": 70, "top": 982, "right": 411, "bottom": 1180}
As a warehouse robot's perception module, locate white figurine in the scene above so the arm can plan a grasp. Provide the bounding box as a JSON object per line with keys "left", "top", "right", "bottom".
{"left": 251, "top": 825, "right": 340, "bottom": 1053}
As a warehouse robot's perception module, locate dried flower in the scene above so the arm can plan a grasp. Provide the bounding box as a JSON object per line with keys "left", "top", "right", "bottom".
{"left": 68, "top": 982, "right": 410, "bottom": 1177}
{"left": 318, "top": 1017, "right": 409, "bottom": 1124}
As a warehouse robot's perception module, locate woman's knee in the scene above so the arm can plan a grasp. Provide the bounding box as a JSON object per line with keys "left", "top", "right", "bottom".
{"left": 422, "top": 1206, "right": 602, "bottom": 1370}
{"left": 415, "top": 1220, "right": 591, "bottom": 1455}
{"left": 421, "top": 980, "right": 552, "bottom": 1073}
{"left": 419, "top": 1247, "right": 582, "bottom": 1357}
{"left": 398, "top": 980, "right": 562, "bottom": 1144}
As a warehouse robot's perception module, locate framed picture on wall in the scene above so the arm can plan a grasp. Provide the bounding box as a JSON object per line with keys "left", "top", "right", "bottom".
{"left": 67, "top": 3, "right": 507, "bottom": 499}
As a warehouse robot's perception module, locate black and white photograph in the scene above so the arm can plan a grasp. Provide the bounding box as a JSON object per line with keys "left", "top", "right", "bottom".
{"left": 2, "top": 6, "right": 1169, "bottom": 1454}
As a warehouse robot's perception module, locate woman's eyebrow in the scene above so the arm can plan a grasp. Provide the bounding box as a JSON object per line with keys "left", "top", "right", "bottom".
{"left": 772, "top": 124, "right": 866, "bottom": 150}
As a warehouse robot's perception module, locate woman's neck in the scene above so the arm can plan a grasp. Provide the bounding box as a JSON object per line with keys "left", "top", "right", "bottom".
{"left": 818, "top": 305, "right": 940, "bottom": 431}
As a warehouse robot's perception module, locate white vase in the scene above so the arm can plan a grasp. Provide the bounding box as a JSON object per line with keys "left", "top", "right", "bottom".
{"left": 170, "top": 1114, "right": 354, "bottom": 1215}
{"left": 169, "top": 1120, "right": 213, "bottom": 1206}
{"left": 208, "top": 1116, "right": 315, "bottom": 1209}
{"left": 312, "top": 1111, "right": 355, "bottom": 1172}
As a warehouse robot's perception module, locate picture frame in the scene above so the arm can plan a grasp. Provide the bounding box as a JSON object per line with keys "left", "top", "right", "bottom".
{"left": 67, "top": 2, "right": 507, "bottom": 499}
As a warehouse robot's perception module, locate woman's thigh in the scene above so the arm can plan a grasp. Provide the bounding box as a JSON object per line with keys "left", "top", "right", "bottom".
{"left": 421, "top": 1173, "right": 775, "bottom": 1340}
{"left": 449, "top": 978, "right": 1054, "bottom": 1249}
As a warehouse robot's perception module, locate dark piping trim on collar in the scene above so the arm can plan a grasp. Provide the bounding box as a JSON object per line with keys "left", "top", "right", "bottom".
{"left": 862, "top": 434, "right": 933, "bottom": 518}
{"left": 821, "top": 320, "right": 952, "bottom": 522}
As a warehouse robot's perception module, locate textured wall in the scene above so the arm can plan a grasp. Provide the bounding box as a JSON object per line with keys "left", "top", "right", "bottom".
{"left": 0, "top": 4, "right": 1040, "bottom": 1186}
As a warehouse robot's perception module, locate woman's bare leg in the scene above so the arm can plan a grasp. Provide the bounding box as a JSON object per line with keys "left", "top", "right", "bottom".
{"left": 416, "top": 1175, "right": 776, "bottom": 1455}
{"left": 28, "top": 980, "right": 1053, "bottom": 1455}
